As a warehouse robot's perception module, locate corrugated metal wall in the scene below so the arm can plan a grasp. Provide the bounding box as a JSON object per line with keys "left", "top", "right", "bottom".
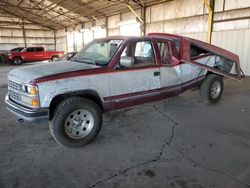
{"left": 1, "top": 0, "right": 249, "bottom": 75}
{"left": 180, "top": 32, "right": 206, "bottom": 41}
{"left": 0, "top": 22, "right": 56, "bottom": 51}
{"left": 177, "top": 30, "right": 250, "bottom": 75}
{"left": 212, "top": 29, "right": 250, "bottom": 75}
{"left": 145, "top": 0, "right": 250, "bottom": 75}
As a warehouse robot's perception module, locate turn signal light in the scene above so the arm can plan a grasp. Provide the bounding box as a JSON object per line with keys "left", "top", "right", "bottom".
{"left": 31, "top": 98, "right": 39, "bottom": 107}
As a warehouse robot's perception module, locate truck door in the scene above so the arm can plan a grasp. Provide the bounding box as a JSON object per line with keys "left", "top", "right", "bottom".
{"left": 23, "top": 47, "right": 35, "bottom": 62}
{"left": 34, "top": 47, "right": 45, "bottom": 61}
{"left": 155, "top": 39, "right": 181, "bottom": 97}
{"left": 109, "top": 39, "right": 161, "bottom": 110}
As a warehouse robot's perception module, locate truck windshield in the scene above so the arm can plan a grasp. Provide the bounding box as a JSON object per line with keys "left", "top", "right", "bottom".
{"left": 72, "top": 39, "right": 124, "bottom": 66}
{"left": 10, "top": 47, "right": 24, "bottom": 52}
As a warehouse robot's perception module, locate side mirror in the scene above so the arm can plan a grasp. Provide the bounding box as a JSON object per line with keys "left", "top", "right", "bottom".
{"left": 120, "top": 56, "right": 134, "bottom": 68}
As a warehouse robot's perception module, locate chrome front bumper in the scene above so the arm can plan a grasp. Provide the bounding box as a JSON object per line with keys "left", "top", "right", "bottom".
{"left": 5, "top": 93, "right": 48, "bottom": 122}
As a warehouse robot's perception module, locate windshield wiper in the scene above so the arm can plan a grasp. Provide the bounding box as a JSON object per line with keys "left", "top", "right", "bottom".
{"left": 79, "top": 58, "right": 96, "bottom": 65}
{"left": 70, "top": 58, "right": 97, "bottom": 65}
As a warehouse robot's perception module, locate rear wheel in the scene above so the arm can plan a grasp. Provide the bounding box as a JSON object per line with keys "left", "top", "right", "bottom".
{"left": 200, "top": 74, "right": 224, "bottom": 104}
{"left": 51, "top": 56, "right": 59, "bottom": 61}
{"left": 12, "top": 57, "right": 23, "bottom": 65}
{"left": 49, "top": 97, "right": 102, "bottom": 147}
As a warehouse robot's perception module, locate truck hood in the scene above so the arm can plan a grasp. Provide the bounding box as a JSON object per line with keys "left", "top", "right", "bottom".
{"left": 8, "top": 61, "right": 99, "bottom": 84}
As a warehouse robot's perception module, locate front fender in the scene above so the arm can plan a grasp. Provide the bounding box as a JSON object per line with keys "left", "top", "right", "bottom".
{"left": 37, "top": 77, "right": 108, "bottom": 108}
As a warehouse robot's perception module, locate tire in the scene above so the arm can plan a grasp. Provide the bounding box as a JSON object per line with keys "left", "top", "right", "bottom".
{"left": 12, "top": 57, "right": 23, "bottom": 65}
{"left": 200, "top": 74, "right": 224, "bottom": 104}
{"left": 49, "top": 97, "right": 103, "bottom": 147}
{"left": 51, "top": 56, "right": 59, "bottom": 61}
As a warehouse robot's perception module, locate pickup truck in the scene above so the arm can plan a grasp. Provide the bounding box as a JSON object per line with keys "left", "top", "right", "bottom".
{"left": 5, "top": 33, "right": 243, "bottom": 147}
{"left": 5, "top": 47, "right": 64, "bottom": 65}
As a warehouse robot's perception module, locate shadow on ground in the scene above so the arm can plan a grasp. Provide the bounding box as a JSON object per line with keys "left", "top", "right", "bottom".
{"left": 0, "top": 77, "right": 250, "bottom": 188}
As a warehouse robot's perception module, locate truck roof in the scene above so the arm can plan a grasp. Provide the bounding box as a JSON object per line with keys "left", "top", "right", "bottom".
{"left": 147, "top": 32, "right": 239, "bottom": 63}
{"left": 93, "top": 33, "right": 242, "bottom": 80}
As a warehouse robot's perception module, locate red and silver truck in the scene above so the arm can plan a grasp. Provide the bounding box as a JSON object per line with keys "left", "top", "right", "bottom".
{"left": 5, "top": 33, "right": 244, "bottom": 147}
{"left": 5, "top": 46, "right": 64, "bottom": 65}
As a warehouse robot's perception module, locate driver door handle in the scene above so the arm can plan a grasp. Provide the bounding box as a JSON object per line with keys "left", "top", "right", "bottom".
{"left": 154, "top": 71, "right": 160, "bottom": 76}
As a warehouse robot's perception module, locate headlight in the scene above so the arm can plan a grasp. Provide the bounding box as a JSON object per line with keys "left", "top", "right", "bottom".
{"left": 27, "top": 85, "right": 38, "bottom": 95}
{"left": 20, "top": 85, "right": 39, "bottom": 107}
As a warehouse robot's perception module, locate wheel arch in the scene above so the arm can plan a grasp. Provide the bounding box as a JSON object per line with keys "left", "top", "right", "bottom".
{"left": 49, "top": 90, "right": 104, "bottom": 120}
{"left": 13, "top": 56, "right": 23, "bottom": 61}
{"left": 50, "top": 54, "right": 59, "bottom": 59}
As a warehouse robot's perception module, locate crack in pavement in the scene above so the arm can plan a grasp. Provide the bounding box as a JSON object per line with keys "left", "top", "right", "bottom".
{"left": 88, "top": 103, "right": 250, "bottom": 188}
{"left": 152, "top": 104, "right": 178, "bottom": 126}
{"left": 152, "top": 105, "right": 178, "bottom": 161}
{"left": 184, "top": 157, "right": 250, "bottom": 187}
{"left": 88, "top": 105, "right": 178, "bottom": 188}
{"left": 173, "top": 147, "right": 250, "bottom": 187}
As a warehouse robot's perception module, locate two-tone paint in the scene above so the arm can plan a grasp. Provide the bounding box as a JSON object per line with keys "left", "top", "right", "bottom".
{"left": 5, "top": 33, "right": 242, "bottom": 122}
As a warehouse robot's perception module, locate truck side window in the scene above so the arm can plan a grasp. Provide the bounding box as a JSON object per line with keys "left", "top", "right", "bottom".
{"left": 120, "top": 40, "right": 155, "bottom": 68}
{"left": 190, "top": 45, "right": 209, "bottom": 58}
{"left": 157, "top": 42, "right": 170, "bottom": 64}
{"left": 35, "top": 47, "right": 44, "bottom": 52}
{"left": 26, "top": 48, "right": 35, "bottom": 52}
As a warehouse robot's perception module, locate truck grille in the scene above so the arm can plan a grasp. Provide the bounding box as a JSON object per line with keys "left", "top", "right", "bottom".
{"left": 9, "top": 90, "right": 21, "bottom": 101}
{"left": 8, "top": 80, "right": 21, "bottom": 91}
{"left": 8, "top": 80, "right": 22, "bottom": 102}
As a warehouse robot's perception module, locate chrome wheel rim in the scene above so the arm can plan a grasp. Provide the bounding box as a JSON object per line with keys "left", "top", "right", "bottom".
{"left": 14, "top": 59, "right": 21, "bottom": 64}
{"left": 64, "top": 109, "right": 94, "bottom": 139}
{"left": 211, "top": 81, "right": 221, "bottom": 99}
{"left": 52, "top": 57, "right": 59, "bottom": 61}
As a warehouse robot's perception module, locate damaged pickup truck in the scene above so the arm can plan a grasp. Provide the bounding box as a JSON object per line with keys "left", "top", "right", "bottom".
{"left": 5, "top": 33, "right": 243, "bottom": 147}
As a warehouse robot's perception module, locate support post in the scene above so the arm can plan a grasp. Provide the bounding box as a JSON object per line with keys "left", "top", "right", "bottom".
{"left": 105, "top": 17, "right": 109, "bottom": 37}
{"left": 65, "top": 33, "right": 68, "bottom": 53}
{"left": 22, "top": 19, "right": 27, "bottom": 47}
{"left": 127, "top": 4, "right": 144, "bottom": 23}
{"left": 127, "top": 4, "right": 145, "bottom": 36}
{"left": 54, "top": 30, "right": 57, "bottom": 50}
{"left": 204, "top": 0, "right": 214, "bottom": 43}
{"left": 141, "top": 6, "right": 146, "bottom": 36}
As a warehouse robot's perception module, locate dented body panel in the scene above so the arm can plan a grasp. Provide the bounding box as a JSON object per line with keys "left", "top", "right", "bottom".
{"left": 148, "top": 33, "right": 243, "bottom": 80}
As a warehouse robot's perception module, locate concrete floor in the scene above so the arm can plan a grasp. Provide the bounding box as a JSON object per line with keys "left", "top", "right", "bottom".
{"left": 0, "top": 63, "right": 250, "bottom": 188}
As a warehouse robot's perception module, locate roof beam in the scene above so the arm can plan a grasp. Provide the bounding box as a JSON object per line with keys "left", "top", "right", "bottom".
{"left": 71, "top": 0, "right": 106, "bottom": 17}
{"left": 0, "top": 4, "right": 43, "bottom": 11}
{"left": 0, "top": 2, "right": 60, "bottom": 29}
{"left": 25, "top": 0, "right": 83, "bottom": 28}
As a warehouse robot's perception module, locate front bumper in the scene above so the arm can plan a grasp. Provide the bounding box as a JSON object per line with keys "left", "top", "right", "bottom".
{"left": 5, "top": 94, "right": 49, "bottom": 122}
{"left": 5, "top": 55, "right": 13, "bottom": 62}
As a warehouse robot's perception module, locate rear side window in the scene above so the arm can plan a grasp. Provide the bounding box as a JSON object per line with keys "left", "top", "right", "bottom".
{"left": 190, "top": 45, "right": 209, "bottom": 58}
{"left": 173, "top": 39, "right": 181, "bottom": 58}
{"left": 35, "top": 47, "right": 44, "bottom": 52}
{"left": 26, "top": 48, "right": 35, "bottom": 52}
{"left": 190, "top": 44, "right": 238, "bottom": 77}
{"left": 157, "top": 42, "right": 171, "bottom": 64}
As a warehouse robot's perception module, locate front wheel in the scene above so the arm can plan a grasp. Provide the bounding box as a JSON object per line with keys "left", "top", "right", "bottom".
{"left": 49, "top": 97, "right": 103, "bottom": 147}
{"left": 51, "top": 56, "right": 59, "bottom": 61}
{"left": 200, "top": 74, "right": 224, "bottom": 104}
{"left": 12, "top": 57, "right": 23, "bottom": 65}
